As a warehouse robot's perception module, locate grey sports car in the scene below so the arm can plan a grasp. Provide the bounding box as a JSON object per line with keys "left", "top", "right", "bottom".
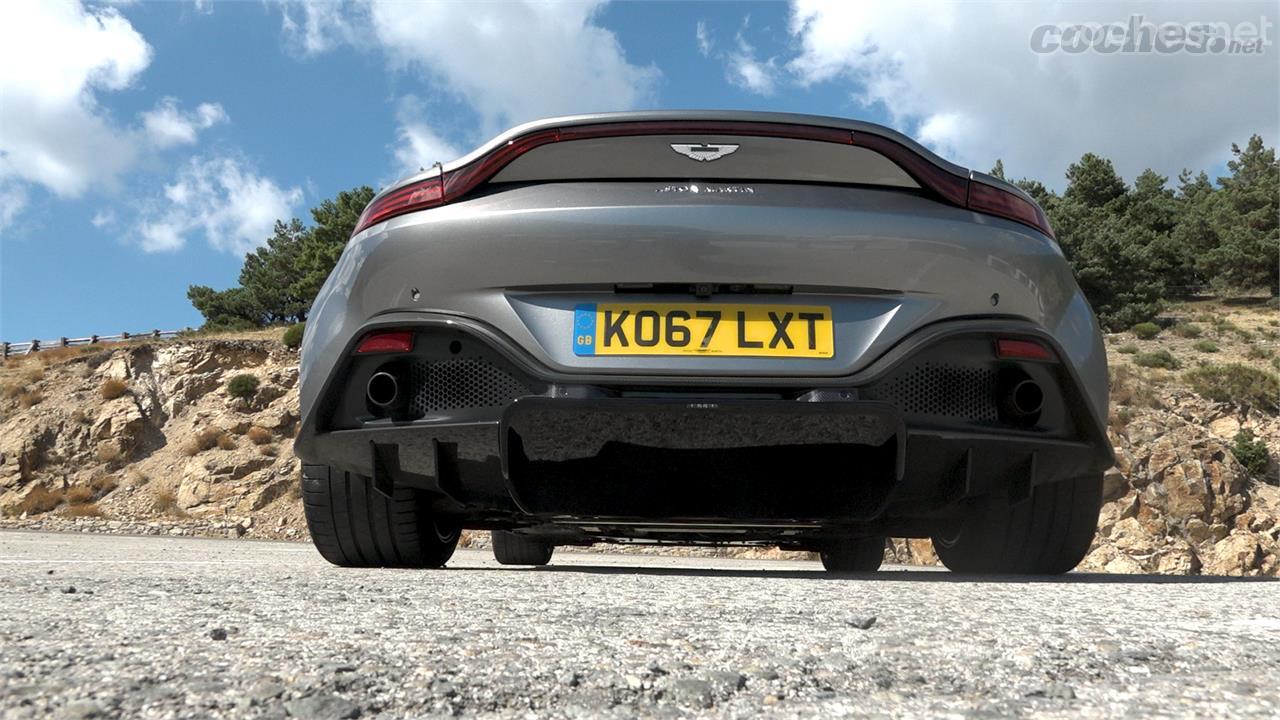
{"left": 294, "top": 110, "right": 1112, "bottom": 574}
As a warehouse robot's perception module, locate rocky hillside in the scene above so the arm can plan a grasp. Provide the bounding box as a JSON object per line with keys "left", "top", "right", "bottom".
{"left": 1, "top": 300, "right": 1277, "bottom": 575}
{"left": 1, "top": 333, "right": 305, "bottom": 539}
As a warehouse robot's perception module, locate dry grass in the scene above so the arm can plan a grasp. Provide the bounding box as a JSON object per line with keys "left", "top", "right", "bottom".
{"left": 21, "top": 365, "right": 44, "bottom": 383}
{"left": 246, "top": 426, "right": 273, "bottom": 445}
{"left": 184, "top": 428, "right": 231, "bottom": 456}
{"left": 10, "top": 485, "right": 64, "bottom": 516}
{"left": 152, "top": 488, "right": 188, "bottom": 518}
{"left": 1110, "top": 365, "right": 1162, "bottom": 409}
{"left": 90, "top": 474, "right": 118, "bottom": 495}
{"left": 257, "top": 444, "right": 278, "bottom": 457}
{"left": 95, "top": 444, "right": 124, "bottom": 466}
{"left": 64, "top": 485, "right": 95, "bottom": 505}
{"left": 0, "top": 380, "right": 23, "bottom": 400}
{"left": 17, "top": 390, "right": 43, "bottom": 408}
{"left": 36, "top": 347, "right": 90, "bottom": 366}
{"left": 62, "top": 503, "right": 105, "bottom": 518}
{"left": 126, "top": 468, "right": 149, "bottom": 487}
{"left": 100, "top": 378, "right": 129, "bottom": 400}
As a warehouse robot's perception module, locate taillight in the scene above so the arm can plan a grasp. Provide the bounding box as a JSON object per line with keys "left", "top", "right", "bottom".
{"left": 349, "top": 119, "right": 1055, "bottom": 239}
{"left": 352, "top": 177, "right": 443, "bottom": 235}
{"left": 996, "top": 338, "right": 1054, "bottom": 361}
{"left": 967, "top": 181, "right": 1055, "bottom": 238}
{"left": 851, "top": 133, "right": 969, "bottom": 207}
{"left": 355, "top": 330, "right": 414, "bottom": 354}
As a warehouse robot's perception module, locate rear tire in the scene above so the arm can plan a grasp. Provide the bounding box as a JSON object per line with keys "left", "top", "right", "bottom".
{"left": 932, "top": 473, "right": 1103, "bottom": 575}
{"left": 819, "top": 536, "right": 886, "bottom": 572}
{"left": 301, "top": 466, "right": 459, "bottom": 568}
{"left": 492, "top": 531, "right": 554, "bottom": 566}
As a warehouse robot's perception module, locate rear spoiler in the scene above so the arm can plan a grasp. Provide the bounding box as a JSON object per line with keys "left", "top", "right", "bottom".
{"left": 354, "top": 112, "right": 1054, "bottom": 239}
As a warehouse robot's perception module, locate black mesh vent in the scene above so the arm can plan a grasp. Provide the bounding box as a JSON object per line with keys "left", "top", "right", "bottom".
{"left": 408, "top": 358, "right": 531, "bottom": 415}
{"left": 866, "top": 361, "right": 998, "bottom": 421}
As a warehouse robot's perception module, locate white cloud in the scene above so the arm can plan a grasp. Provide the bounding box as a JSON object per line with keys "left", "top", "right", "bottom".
{"left": 696, "top": 21, "right": 713, "bottom": 57}
{"left": 0, "top": 183, "right": 27, "bottom": 232}
{"left": 281, "top": 1, "right": 659, "bottom": 137}
{"left": 369, "top": 1, "right": 658, "bottom": 133}
{"left": 0, "top": 0, "right": 151, "bottom": 198}
{"left": 393, "top": 97, "right": 462, "bottom": 173}
{"left": 787, "top": 0, "right": 1280, "bottom": 187}
{"left": 280, "top": 0, "right": 355, "bottom": 55}
{"left": 726, "top": 34, "right": 779, "bottom": 95}
{"left": 141, "top": 98, "right": 228, "bottom": 148}
{"left": 135, "top": 157, "right": 303, "bottom": 254}
{"left": 90, "top": 209, "right": 116, "bottom": 228}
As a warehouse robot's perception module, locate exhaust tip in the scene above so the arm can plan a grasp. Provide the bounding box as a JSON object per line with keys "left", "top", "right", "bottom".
{"left": 1010, "top": 379, "right": 1044, "bottom": 416}
{"left": 998, "top": 371, "right": 1044, "bottom": 425}
{"left": 367, "top": 371, "right": 401, "bottom": 409}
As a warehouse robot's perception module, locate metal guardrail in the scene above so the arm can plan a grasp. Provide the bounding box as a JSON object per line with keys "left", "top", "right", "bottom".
{"left": 2, "top": 330, "right": 189, "bottom": 360}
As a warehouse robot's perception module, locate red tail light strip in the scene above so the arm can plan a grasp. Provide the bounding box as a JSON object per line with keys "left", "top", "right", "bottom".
{"left": 353, "top": 120, "right": 1053, "bottom": 239}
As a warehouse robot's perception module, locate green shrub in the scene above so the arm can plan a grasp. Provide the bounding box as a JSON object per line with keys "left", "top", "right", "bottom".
{"left": 1231, "top": 429, "right": 1271, "bottom": 476}
{"left": 282, "top": 322, "right": 306, "bottom": 350}
{"left": 1266, "top": 296, "right": 1279, "bottom": 310}
{"left": 1172, "top": 323, "right": 1203, "bottom": 338}
{"left": 1131, "top": 322, "right": 1161, "bottom": 340}
{"left": 1193, "top": 340, "right": 1219, "bottom": 353}
{"left": 1246, "top": 345, "right": 1275, "bottom": 360}
{"left": 1116, "top": 344, "right": 1139, "bottom": 355}
{"left": 1134, "top": 350, "right": 1179, "bottom": 370}
{"left": 1183, "top": 364, "right": 1280, "bottom": 411}
{"left": 226, "top": 374, "right": 260, "bottom": 400}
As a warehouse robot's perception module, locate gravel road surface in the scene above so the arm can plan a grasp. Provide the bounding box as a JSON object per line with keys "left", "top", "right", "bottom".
{"left": 1, "top": 530, "right": 1277, "bottom": 719}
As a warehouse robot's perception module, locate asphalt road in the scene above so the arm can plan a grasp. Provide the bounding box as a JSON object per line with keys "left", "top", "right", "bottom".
{"left": 0, "top": 531, "right": 1277, "bottom": 719}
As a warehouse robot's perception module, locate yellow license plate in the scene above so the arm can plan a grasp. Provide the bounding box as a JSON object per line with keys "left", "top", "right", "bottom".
{"left": 572, "top": 303, "right": 834, "bottom": 358}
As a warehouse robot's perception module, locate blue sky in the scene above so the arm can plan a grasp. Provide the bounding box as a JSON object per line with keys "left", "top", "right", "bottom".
{"left": 1, "top": 0, "right": 1276, "bottom": 341}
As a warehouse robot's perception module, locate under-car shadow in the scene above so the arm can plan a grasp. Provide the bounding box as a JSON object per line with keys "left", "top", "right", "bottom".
{"left": 454, "top": 563, "right": 1277, "bottom": 584}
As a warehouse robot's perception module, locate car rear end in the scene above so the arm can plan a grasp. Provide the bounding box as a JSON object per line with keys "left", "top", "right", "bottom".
{"left": 294, "top": 111, "right": 1112, "bottom": 573}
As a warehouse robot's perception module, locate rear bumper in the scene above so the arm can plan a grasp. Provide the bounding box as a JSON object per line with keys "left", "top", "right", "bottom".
{"left": 294, "top": 314, "right": 1113, "bottom": 530}
{"left": 298, "top": 402, "right": 1107, "bottom": 527}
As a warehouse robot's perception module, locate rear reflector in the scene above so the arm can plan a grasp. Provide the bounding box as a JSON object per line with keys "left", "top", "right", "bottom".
{"left": 996, "top": 338, "right": 1054, "bottom": 361}
{"left": 355, "top": 331, "right": 414, "bottom": 354}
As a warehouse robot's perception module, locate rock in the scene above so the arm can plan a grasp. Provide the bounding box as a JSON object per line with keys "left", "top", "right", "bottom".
{"left": 283, "top": 694, "right": 361, "bottom": 720}
{"left": 1026, "top": 682, "right": 1076, "bottom": 700}
{"left": 706, "top": 670, "right": 746, "bottom": 693}
{"left": 61, "top": 586, "right": 76, "bottom": 594}
{"left": 209, "top": 627, "right": 228, "bottom": 641}
{"left": 844, "top": 614, "right": 877, "bottom": 630}
{"left": 1201, "top": 534, "right": 1264, "bottom": 576}
{"left": 248, "top": 679, "right": 285, "bottom": 703}
{"left": 668, "top": 679, "right": 714, "bottom": 708}
{"left": 1102, "top": 467, "right": 1130, "bottom": 502}
{"left": 1208, "top": 416, "right": 1241, "bottom": 439}
{"left": 1109, "top": 517, "right": 1156, "bottom": 556}
{"left": 60, "top": 700, "right": 104, "bottom": 719}
{"left": 1153, "top": 540, "right": 1200, "bottom": 575}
